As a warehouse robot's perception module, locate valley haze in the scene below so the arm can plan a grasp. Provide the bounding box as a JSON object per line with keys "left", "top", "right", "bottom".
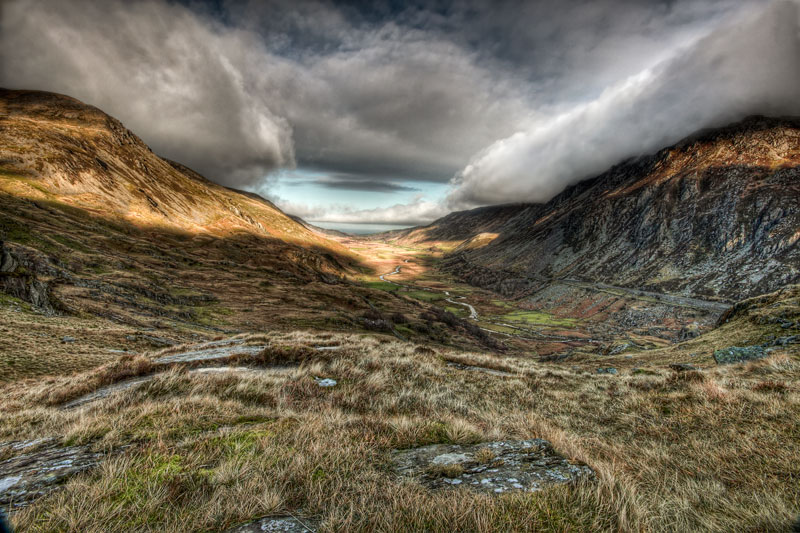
{"left": 0, "top": 1, "right": 799, "bottom": 532}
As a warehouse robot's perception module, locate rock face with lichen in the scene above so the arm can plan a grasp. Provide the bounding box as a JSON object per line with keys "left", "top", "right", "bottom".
{"left": 0, "top": 438, "right": 103, "bottom": 509}
{"left": 224, "top": 516, "right": 317, "bottom": 533}
{"left": 713, "top": 345, "right": 770, "bottom": 364}
{"left": 393, "top": 439, "right": 593, "bottom": 494}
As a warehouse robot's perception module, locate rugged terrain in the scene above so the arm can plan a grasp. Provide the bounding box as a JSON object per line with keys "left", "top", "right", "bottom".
{"left": 1, "top": 90, "right": 799, "bottom": 532}
{"left": 0, "top": 90, "right": 500, "bottom": 380}
{"left": 385, "top": 116, "right": 800, "bottom": 302}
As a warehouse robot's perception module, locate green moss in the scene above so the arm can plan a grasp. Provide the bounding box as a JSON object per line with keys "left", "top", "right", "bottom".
{"left": 0, "top": 216, "right": 34, "bottom": 244}
{"left": 50, "top": 234, "right": 91, "bottom": 253}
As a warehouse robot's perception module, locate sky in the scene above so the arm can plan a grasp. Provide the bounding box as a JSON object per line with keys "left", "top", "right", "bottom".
{"left": 2, "top": 0, "right": 799, "bottom": 229}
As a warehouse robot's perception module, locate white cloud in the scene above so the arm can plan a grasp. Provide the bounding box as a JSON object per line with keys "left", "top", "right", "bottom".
{"left": 278, "top": 196, "right": 448, "bottom": 226}
{"left": 449, "top": 0, "right": 800, "bottom": 209}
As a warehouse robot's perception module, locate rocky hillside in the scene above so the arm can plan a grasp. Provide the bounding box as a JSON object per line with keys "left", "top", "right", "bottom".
{"left": 0, "top": 89, "right": 364, "bottom": 330}
{"left": 389, "top": 116, "right": 800, "bottom": 301}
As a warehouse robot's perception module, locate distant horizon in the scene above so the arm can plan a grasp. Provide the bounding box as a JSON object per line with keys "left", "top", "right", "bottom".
{"left": 309, "top": 221, "right": 414, "bottom": 235}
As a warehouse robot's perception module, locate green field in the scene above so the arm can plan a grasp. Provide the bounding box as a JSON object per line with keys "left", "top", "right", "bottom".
{"left": 404, "top": 290, "right": 445, "bottom": 302}
{"left": 362, "top": 281, "right": 399, "bottom": 292}
{"left": 499, "top": 310, "right": 577, "bottom": 327}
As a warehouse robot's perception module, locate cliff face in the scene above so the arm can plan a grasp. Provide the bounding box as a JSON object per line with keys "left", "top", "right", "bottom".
{"left": 399, "top": 116, "right": 800, "bottom": 301}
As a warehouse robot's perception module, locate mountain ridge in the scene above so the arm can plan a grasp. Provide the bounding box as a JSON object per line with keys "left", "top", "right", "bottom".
{"left": 381, "top": 115, "right": 800, "bottom": 301}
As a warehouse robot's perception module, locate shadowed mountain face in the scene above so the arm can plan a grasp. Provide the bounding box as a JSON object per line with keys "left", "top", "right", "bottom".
{"left": 389, "top": 116, "right": 800, "bottom": 301}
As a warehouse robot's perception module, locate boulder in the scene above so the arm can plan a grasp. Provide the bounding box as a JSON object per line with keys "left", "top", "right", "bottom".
{"left": 596, "top": 367, "right": 618, "bottom": 375}
{"left": 669, "top": 363, "right": 698, "bottom": 372}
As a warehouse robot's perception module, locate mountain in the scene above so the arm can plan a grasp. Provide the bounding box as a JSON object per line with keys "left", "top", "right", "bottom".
{"left": 0, "top": 89, "right": 364, "bottom": 330}
{"left": 386, "top": 116, "right": 800, "bottom": 301}
{"left": 0, "top": 89, "right": 342, "bottom": 245}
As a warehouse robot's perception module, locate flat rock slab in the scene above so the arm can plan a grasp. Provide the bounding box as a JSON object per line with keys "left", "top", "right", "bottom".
{"left": 155, "top": 344, "right": 266, "bottom": 364}
{"left": 225, "top": 516, "right": 316, "bottom": 532}
{"left": 446, "top": 362, "right": 516, "bottom": 377}
{"left": 0, "top": 439, "right": 103, "bottom": 509}
{"left": 393, "top": 439, "right": 593, "bottom": 494}
{"left": 62, "top": 375, "right": 154, "bottom": 409}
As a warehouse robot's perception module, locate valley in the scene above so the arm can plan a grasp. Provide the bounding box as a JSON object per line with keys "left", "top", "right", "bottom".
{"left": 0, "top": 89, "right": 798, "bottom": 532}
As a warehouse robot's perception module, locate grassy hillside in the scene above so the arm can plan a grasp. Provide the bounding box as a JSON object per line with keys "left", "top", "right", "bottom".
{"left": 1, "top": 284, "right": 798, "bottom": 531}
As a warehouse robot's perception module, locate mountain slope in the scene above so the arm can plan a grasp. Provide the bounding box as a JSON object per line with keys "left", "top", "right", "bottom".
{"left": 388, "top": 116, "right": 800, "bottom": 301}
{"left": 0, "top": 89, "right": 340, "bottom": 246}
{"left": 0, "top": 89, "right": 370, "bottom": 336}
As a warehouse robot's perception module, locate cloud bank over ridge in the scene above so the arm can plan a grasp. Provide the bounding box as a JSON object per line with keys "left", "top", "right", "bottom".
{"left": 2, "top": 0, "right": 799, "bottom": 225}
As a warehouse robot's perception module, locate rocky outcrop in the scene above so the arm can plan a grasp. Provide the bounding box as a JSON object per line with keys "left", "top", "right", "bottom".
{"left": 0, "top": 241, "right": 60, "bottom": 314}
{"left": 393, "top": 439, "right": 593, "bottom": 494}
{"left": 399, "top": 117, "right": 800, "bottom": 303}
{"left": 225, "top": 516, "right": 317, "bottom": 532}
{"left": 713, "top": 345, "right": 770, "bottom": 365}
{"left": 0, "top": 438, "right": 104, "bottom": 509}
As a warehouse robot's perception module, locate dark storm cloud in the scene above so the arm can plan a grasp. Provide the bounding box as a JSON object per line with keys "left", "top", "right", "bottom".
{"left": 287, "top": 175, "right": 421, "bottom": 192}
{"left": 315, "top": 180, "right": 420, "bottom": 193}
{"left": 2, "top": 0, "right": 797, "bottom": 222}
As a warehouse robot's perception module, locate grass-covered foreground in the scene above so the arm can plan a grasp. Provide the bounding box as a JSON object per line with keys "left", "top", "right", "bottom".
{"left": 2, "top": 287, "right": 799, "bottom": 533}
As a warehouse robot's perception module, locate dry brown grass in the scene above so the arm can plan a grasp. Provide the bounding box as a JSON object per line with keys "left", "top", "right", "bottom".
{"left": 0, "top": 330, "right": 797, "bottom": 532}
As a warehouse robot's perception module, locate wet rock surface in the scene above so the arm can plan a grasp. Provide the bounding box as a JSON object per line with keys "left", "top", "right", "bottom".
{"left": 155, "top": 340, "right": 266, "bottom": 364}
{"left": 0, "top": 438, "right": 103, "bottom": 509}
{"left": 314, "top": 377, "right": 337, "bottom": 387}
{"left": 225, "top": 515, "right": 316, "bottom": 532}
{"left": 393, "top": 440, "right": 594, "bottom": 494}
{"left": 62, "top": 375, "right": 155, "bottom": 409}
{"left": 713, "top": 345, "right": 770, "bottom": 365}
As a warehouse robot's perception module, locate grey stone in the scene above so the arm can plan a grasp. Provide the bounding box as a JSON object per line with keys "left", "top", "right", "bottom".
{"left": 669, "top": 363, "right": 698, "bottom": 372}
{"left": 61, "top": 336, "right": 75, "bottom": 343}
{"left": 0, "top": 439, "right": 104, "bottom": 509}
{"left": 596, "top": 367, "right": 618, "bottom": 375}
{"left": 155, "top": 342, "right": 264, "bottom": 364}
{"left": 765, "top": 336, "right": 799, "bottom": 347}
{"left": 225, "top": 516, "right": 316, "bottom": 532}
{"left": 713, "top": 345, "right": 769, "bottom": 365}
{"left": 62, "top": 375, "right": 155, "bottom": 409}
{"left": 393, "top": 439, "right": 593, "bottom": 495}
